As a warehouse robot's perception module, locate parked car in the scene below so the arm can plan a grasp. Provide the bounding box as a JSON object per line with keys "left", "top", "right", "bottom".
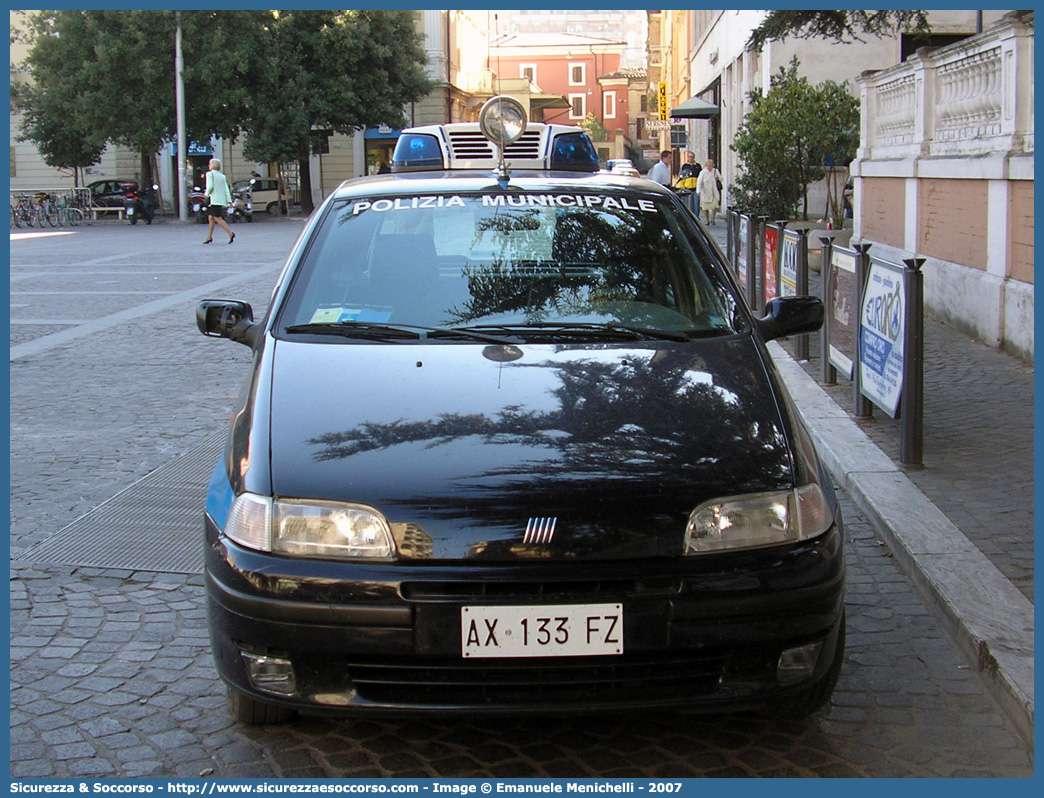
{"left": 605, "top": 158, "right": 640, "bottom": 177}
{"left": 87, "top": 179, "right": 139, "bottom": 207}
{"left": 232, "top": 177, "right": 286, "bottom": 216}
{"left": 196, "top": 97, "right": 845, "bottom": 725}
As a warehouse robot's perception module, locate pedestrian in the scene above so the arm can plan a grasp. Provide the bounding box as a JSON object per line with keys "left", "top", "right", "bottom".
{"left": 676, "top": 151, "right": 699, "bottom": 188}
{"left": 203, "top": 158, "right": 235, "bottom": 245}
{"left": 647, "top": 150, "right": 672, "bottom": 186}
{"left": 696, "top": 158, "right": 723, "bottom": 225}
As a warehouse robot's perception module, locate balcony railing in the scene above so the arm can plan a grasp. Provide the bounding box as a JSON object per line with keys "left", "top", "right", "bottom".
{"left": 857, "top": 11, "right": 1033, "bottom": 161}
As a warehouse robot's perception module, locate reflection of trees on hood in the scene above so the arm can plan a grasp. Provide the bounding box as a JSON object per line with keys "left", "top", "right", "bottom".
{"left": 309, "top": 353, "right": 790, "bottom": 496}
{"left": 447, "top": 208, "right": 693, "bottom": 324}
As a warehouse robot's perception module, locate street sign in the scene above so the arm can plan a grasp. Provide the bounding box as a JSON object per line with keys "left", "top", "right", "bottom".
{"left": 658, "top": 82, "right": 668, "bottom": 121}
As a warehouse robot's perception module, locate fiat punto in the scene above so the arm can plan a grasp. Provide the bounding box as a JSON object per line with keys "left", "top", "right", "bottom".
{"left": 197, "top": 98, "right": 844, "bottom": 724}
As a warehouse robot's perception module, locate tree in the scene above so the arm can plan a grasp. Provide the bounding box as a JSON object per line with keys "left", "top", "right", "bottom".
{"left": 579, "top": 112, "right": 610, "bottom": 142}
{"left": 14, "top": 86, "right": 105, "bottom": 186}
{"left": 748, "top": 10, "right": 930, "bottom": 52}
{"left": 730, "top": 59, "right": 859, "bottom": 221}
{"left": 15, "top": 10, "right": 260, "bottom": 191}
{"left": 241, "top": 10, "right": 433, "bottom": 212}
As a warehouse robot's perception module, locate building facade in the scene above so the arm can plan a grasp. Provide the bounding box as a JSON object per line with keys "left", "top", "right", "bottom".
{"left": 853, "top": 12, "right": 1034, "bottom": 361}
{"left": 657, "top": 9, "right": 1033, "bottom": 361}
{"left": 489, "top": 32, "right": 624, "bottom": 130}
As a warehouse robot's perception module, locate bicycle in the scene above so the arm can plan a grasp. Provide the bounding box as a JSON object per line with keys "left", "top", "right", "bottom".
{"left": 12, "top": 195, "right": 35, "bottom": 227}
{"left": 34, "top": 192, "right": 58, "bottom": 227}
{"left": 56, "top": 193, "right": 84, "bottom": 226}
{"left": 72, "top": 187, "right": 95, "bottom": 225}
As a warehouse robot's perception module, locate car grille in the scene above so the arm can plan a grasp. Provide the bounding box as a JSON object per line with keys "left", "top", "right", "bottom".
{"left": 447, "top": 130, "right": 544, "bottom": 162}
{"left": 401, "top": 577, "right": 683, "bottom": 601}
{"left": 345, "top": 649, "right": 756, "bottom": 707}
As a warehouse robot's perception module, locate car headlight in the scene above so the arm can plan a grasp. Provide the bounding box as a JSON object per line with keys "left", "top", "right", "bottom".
{"left": 223, "top": 493, "right": 394, "bottom": 560}
{"left": 684, "top": 484, "right": 833, "bottom": 554}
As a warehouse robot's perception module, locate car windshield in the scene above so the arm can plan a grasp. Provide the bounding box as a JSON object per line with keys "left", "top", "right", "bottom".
{"left": 276, "top": 191, "right": 737, "bottom": 340}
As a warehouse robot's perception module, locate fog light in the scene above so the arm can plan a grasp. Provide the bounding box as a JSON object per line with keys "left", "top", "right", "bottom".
{"left": 777, "top": 642, "right": 822, "bottom": 686}
{"left": 241, "top": 651, "right": 296, "bottom": 696}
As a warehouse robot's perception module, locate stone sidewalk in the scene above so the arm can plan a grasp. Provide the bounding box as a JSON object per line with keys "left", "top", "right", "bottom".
{"left": 702, "top": 219, "right": 1034, "bottom": 746}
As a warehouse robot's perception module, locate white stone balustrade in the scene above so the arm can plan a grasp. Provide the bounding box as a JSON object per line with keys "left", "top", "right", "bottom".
{"left": 858, "top": 11, "right": 1033, "bottom": 162}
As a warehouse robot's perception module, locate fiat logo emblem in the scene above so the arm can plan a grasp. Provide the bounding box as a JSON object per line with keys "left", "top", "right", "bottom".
{"left": 524, "top": 517, "right": 557, "bottom": 545}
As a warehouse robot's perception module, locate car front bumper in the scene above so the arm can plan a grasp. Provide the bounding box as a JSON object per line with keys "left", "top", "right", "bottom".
{"left": 205, "top": 514, "right": 845, "bottom": 716}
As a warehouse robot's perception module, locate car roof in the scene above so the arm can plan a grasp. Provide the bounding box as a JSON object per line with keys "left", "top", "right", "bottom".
{"left": 325, "top": 170, "right": 673, "bottom": 201}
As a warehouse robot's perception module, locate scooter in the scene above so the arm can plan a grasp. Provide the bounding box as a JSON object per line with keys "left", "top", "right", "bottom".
{"left": 228, "top": 189, "right": 252, "bottom": 223}
{"left": 189, "top": 187, "right": 209, "bottom": 224}
{"left": 125, "top": 184, "right": 157, "bottom": 225}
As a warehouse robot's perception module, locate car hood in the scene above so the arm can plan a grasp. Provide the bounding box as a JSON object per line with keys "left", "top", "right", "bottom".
{"left": 266, "top": 338, "right": 794, "bottom": 561}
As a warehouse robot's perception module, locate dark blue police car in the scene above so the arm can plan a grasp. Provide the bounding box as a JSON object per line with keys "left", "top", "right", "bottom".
{"left": 197, "top": 97, "right": 844, "bottom": 724}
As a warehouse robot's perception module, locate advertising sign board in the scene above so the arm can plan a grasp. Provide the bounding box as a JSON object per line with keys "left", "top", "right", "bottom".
{"left": 780, "top": 230, "right": 799, "bottom": 297}
{"left": 658, "top": 82, "right": 669, "bottom": 121}
{"left": 826, "top": 248, "right": 857, "bottom": 379}
{"left": 737, "top": 216, "right": 749, "bottom": 288}
{"left": 762, "top": 226, "right": 779, "bottom": 305}
{"left": 859, "top": 259, "right": 906, "bottom": 418}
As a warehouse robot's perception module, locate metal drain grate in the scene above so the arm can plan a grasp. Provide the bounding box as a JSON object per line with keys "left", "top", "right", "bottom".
{"left": 19, "top": 430, "right": 226, "bottom": 574}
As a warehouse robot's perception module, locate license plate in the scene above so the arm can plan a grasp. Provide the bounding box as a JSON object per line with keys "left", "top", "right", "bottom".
{"left": 127, "top": 207, "right": 134, "bottom": 214}
{"left": 461, "top": 604, "right": 623, "bottom": 658}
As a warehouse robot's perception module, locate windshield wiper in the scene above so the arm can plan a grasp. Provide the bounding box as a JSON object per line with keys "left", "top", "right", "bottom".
{"left": 284, "top": 321, "right": 424, "bottom": 341}
{"left": 283, "top": 321, "right": 521, "bottom": 345}
{"left": 458, "top": 322, "right": 697, "bottom": 343}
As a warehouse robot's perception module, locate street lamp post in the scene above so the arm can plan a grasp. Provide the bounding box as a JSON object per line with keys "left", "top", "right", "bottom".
{"left": 176, "top": 12, "right": 188, "bottom": 222}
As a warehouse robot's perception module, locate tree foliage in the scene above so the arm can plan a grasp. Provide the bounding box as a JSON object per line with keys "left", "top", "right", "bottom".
{"left": 14, "top": 10, "right": 260, "bottom": 186}
{"left": 748, "top": 10, "right": 930, "bottom": 52}
{"left": 579, "top": 112, "right": 610, "bottom": 142}
{"left": 14, "top": 10, "right": 432, "bottom": 206}
{"left": 240, "top": 10, "right": 433, "bottom": 211}
{"left": 730, "top": 59, "right": 859, "bottom": 221}
{"left": 15, "top": 88, "right": 106, "bottom": 184}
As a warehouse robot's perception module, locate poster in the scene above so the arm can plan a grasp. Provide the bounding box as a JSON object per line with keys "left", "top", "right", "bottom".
{"left": 859, "top": 259, "right": 906, "bottom": 418}
{"left": 780, "top": 229, "right": 799, "bottom": 297}
{"left": 737, "top": 216, "right": 749, "bottom": 288}
{"left": 762, "top": 226, "right": 779, "bottom": 304}
{"left": 826, "top": 248, "right": 857, "bottom": 379}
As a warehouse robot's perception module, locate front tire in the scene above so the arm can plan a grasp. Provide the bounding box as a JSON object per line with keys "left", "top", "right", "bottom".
{"left": 226, "top": 686, "right": 296, "bottom": 725}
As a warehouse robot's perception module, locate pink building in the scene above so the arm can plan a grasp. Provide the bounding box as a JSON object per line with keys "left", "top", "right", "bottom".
{"left": 490, "top": 32, "right": 625, "bottom": 132}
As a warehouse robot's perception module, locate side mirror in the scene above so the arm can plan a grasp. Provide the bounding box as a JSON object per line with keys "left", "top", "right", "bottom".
{"left": 196, "top": 300, "right": 260, "bottom": 348}
{"left": 756, "top": 296, "right": 824, "bottom": 342}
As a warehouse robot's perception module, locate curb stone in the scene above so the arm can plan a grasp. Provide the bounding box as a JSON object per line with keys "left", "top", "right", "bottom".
{"left": 768, "top": 342, "right": 1034, "bottom": 749}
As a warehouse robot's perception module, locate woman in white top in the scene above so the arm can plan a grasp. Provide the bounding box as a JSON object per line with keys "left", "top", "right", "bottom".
{"left": 696, "top": 159, "right": 722, "bottom": 226}
{"left": 203, "top": 158, "right": 236, "bottom": 244}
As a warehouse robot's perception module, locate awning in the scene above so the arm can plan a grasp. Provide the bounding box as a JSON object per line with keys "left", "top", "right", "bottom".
{"left": 670, "top": 96, "right": 720, "bottom": 119}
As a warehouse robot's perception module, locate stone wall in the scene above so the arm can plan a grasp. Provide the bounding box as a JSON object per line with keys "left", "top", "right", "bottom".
{"left": 853, "top": 12, "right": 1034, "bottom": 362}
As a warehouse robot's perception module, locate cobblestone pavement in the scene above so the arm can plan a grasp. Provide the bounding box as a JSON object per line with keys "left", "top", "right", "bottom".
{"left": 9, "top": 220, "right": 1033, "bottom": 778}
